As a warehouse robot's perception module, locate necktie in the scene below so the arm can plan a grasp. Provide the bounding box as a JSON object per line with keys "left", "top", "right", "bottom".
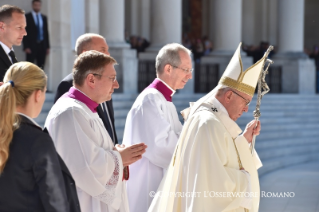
{"left": 36, "top": 14, "right": 41, "bottom": 41}
{"left": 8, "top": 51, "right": 18, "bottom": 64}
{"left": 102, "top": 103, "right": 114, "bottom": 143}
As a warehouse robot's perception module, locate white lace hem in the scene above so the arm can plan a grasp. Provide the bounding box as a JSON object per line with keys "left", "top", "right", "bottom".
{"left": 94, "top": 151, "right": 120, "bottom": 205}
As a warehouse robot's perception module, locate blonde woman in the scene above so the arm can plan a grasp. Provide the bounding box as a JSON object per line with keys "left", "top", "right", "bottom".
{"left": 0, "top": 62, "right": 80, "bottom": 212}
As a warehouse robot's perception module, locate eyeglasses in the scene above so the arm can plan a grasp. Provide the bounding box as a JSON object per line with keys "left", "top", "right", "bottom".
{"left": 231, "top": 90, "right": 251, "bottom": 106}
{"left": 91, "top": 73, "right": 117, "bottom": 82}
{"left": 170, "top": 64, "right": 193, "bottom": 74}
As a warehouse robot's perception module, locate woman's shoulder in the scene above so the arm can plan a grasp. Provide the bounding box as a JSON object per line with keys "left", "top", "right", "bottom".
{"left": 14, "top": 121, "right": 52, "bottom": 145}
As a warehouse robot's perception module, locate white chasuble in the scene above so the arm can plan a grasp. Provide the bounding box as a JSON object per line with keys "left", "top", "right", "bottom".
{"left": 123, "top": 78, "right": 183, "bottom": 212}
{"left": 149, "top": 98, "right": 262, "bottom": 212}
{"left": 45, "top": 88, "right": 128, "bottom": 212}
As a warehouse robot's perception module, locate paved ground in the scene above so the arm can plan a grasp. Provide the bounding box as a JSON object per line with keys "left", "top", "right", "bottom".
{"left": 259, "top": 160, "right": 319, "bottom": 212}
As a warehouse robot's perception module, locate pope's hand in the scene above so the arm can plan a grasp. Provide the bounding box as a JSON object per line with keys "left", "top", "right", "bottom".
{"left": 115, "top": 143, "right": 147, "bottom": 166}
{"left": 243, "top": 120, "right": 261, "bottom": 143}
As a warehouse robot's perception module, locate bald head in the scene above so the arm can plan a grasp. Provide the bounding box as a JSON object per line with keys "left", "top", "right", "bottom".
{"left": 75, "top": 33, "right": 109, "bottom": 56}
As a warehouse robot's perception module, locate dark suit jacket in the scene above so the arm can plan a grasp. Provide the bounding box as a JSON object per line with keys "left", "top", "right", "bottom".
{"left": 23, "top": 12, "right": 50, "bottom": 51}
{"left": 0, "top": 116, "right": 80, "bottom": 212}
{"left": 0, "top": 44, "right": 13, "bottom": 81}
{"left": 54, "top": 73, "right": 118, "bottom": 144}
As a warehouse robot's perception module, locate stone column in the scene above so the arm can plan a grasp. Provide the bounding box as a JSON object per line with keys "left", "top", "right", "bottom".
{"left": 202, "top": 0, "right": 252, "bottom": 85}
{"left": 85, "top": 0, "right": 99, "bottom": 33}
{"left": 268, "top": 0, "right": 278, "bottom": 46}
{"left": 212, "top": 0, "right": 242, "bottom": 54}
{"left": 242, "top": 0, "right": 256, "bottom": 46}
{"left": 100, "top": 0, "right": 128, "bottom": 47}
{"left": 46, "top": 0, "right": 74, "bottom": 92}
{"left": 277, "top": 0, "right": 304, "bottom": 53}
{"left": 148, "top": 0, "right": 182, "bottom": 51}
{"left": 99, "top": 0, "right": 138, "bottom": 94}
{"left": 128, "top": 0, "right": 150, "bottom": 40}
{"left": 274, "top": 0, "right": 315, "bottom": 94}
{"left": 140, "top": 0, "right": 151, "bottom": 41}
{"left": 130, "top": 0, "right": 139, "bottom": 36}
{"left": 71, "top": 0, "right": 85, "bottom": 49}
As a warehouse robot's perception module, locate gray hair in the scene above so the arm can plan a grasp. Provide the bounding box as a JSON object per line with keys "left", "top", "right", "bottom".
{"left": 216, "top": 86, "right": 232, "bottom": 97}
{"left": 155, "top": 43, "right": 192, "bottom": 75}
{"left": 75, "top": 33, "right": 105, "bottom": 56}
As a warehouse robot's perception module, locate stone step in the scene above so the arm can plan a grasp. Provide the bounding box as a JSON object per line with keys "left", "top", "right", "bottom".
{"left": 236, "top": 116, "right": 319, "bottom": 126}
{"left": 254, "top": 128, "right": 319, "bottom": 141}
{"left": 39, "top": 93, "right": 319, "bottom": 177}
{"left": 255, "top": 136, "right": 318, "bottom": 150}
{"left": 111, "top": 99, "right": 319, "bottom": 110}
{"left": 258, "top": 153, "right": 317, "bottom": 176}
{"left": 111, "top": 107, "right": 319, "bottom": 119}
{"left": 257, "top": 142, "right": 319, "bottom": 160}
{"left": 110, "top": 93, "right": 319, "bottom": 100}
{"left": 111, "top": 116, "right": 319, "bottom": 131}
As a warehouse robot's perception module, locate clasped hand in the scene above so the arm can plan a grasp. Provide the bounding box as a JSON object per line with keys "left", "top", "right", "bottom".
{"left": 243, "top": 120, "right": 261, "bottom": 143}
{"left": 114, "top": 143, "right": 147, "bottom": 166}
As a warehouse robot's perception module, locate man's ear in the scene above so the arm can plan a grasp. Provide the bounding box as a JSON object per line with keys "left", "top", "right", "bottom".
{"left": 224, "top": 90, "right": 233, "bottom": 103}
{"left": 86, "top": 73, "right": 96, "bottom": 88}
{"left": 163, "top": 64, "right": 172, "bottom": 75}
{"left": 0, "top": 22, "right": 5, "bottom": 31}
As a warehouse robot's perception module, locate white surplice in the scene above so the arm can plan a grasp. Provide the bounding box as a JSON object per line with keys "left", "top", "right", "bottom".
{"left": 149, "top": 98, "right": 262, "bottom": 212}
{"left": 122, "top": 87, "right": 183, "bottom": 212}
{"left": 45, "top": 97, "right": 129, "bottom": 212}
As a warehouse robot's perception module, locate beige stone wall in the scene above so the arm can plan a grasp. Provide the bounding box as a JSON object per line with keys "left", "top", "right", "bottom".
{"left": 1, "top": 0, "right": 319, "bottom": 91}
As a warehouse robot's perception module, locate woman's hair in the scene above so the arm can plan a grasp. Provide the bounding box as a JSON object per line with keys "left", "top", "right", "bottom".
{"left": 0, "top": 62, "right": 47, "bottom": 173}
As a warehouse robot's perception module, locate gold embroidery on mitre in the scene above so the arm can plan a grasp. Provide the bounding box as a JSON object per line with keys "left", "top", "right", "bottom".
{"left": 219, "top": 76, "right": 255, "bottom": 96}
{"left": 220, "top": 42, "right": 266, "bottom": 96}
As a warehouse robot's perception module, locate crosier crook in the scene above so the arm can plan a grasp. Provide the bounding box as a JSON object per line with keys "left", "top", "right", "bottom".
{"left": 251, "top": 46, "right": 274, "bottom": 156}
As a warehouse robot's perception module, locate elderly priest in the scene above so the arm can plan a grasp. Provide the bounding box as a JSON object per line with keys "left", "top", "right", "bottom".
{"left": 123, "top": 43, "right": 193, "bottom": 212}
{"left": 149, "top": 43, "right": 265, "bottom": 212}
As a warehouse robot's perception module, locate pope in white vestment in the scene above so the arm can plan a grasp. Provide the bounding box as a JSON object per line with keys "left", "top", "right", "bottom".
{"left": 45, "top": 87, "right": 129, "bottom": 212}
{"left": 123, "top": 78, "right": 183, "bottom": 212}
{"left": 149, "top": 43, "right": 271, "bottom": 212}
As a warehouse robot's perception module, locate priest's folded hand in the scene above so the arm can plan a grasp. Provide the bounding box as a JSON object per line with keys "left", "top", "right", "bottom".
{"left": 115, "top": 143, "right": 147, "bottom": 166}
{"left": 243, "top": 120, "right": 261, "bottom": 143}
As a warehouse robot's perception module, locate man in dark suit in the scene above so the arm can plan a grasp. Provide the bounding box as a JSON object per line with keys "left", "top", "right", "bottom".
{"left": 23, "top": 0, "right": 50, "bottom": 69}
{"left": 54, "top": 33, "right": 119, "bottom": 144}
{"left": 0, "top": 5, "right": 26, "bottom": 80}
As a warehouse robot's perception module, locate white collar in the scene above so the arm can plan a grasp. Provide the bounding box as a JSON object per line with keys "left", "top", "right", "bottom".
{"left": 203, "top": 97, "right": 242, "bottom": 139}
{"left": 156, "top": 77, "right": 176, "bottom": 97}
{"left": 0, "top": 41, "right": 13, "bottom": 55}
{"left": 211, "top": 98, "right": 229, "bottom": 116}
{"left": 17, "top": 112, "right": 42, "bottom": 128}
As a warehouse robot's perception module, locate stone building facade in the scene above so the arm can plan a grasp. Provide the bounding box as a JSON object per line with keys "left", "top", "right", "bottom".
{"left": 2, "top": 0, "right": 319, "bottom": 94}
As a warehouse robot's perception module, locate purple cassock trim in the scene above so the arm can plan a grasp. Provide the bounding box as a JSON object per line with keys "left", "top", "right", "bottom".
{"left": 63, "top": 87, "right": 99, "bottom": 113}
{"left": 146, "top": 79, "right": 173, "bottom": 102}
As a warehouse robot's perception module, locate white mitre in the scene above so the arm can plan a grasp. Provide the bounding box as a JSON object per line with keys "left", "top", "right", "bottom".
{"left": 219, "top": 42, "right": 266, "bottom": 97}
{"left": 182, "top": 42, "right": 269, "bottom": 120}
